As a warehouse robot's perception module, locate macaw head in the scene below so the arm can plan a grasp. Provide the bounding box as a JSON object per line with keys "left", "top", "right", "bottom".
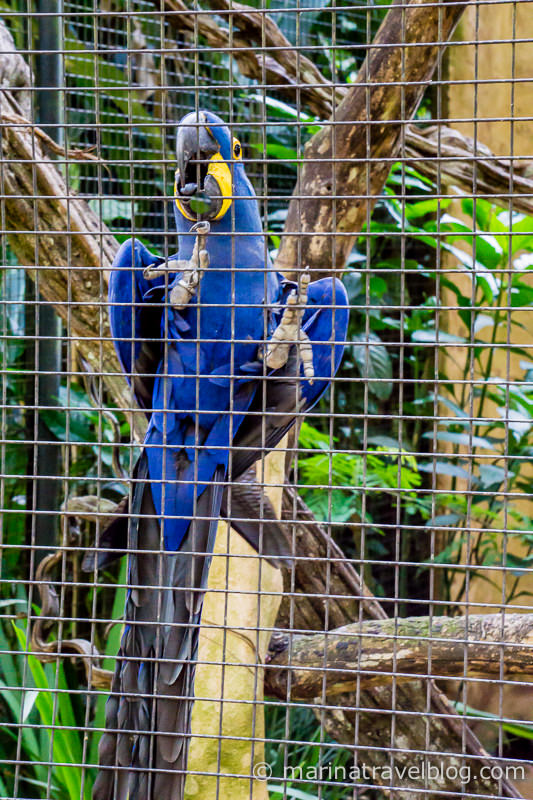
{"left": 173, "top": 110, "right": 260, "bottom": 235}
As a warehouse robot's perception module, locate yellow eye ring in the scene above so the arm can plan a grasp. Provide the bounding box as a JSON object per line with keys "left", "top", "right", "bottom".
{"left": 233, "top": 138, "right": 242, "bottom": 160}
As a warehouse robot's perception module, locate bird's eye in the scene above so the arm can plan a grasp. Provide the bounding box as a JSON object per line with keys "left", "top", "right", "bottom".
{"left": 233, "top": 138, "right": 242, "bottom": 159}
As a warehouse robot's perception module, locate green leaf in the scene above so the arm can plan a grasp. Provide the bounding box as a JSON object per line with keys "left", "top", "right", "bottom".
{"left": 454, "top": 702, "right": 533, "bottom": 741}
{"left": 189, "top": 193, "right": 213, "bottom": 215}
{"left": 88, "top": 198, "right": 136, "bottom": 223}
{"left": 387, "top": 163, "right": 435, "bottom": 192}
{"left": 0, "top": 598, "right": 27, "bottom": 608}
{"left": 461, "top": 197, "right": 499, "bottom": 231}
{"left": 11, "top": 624, "right": 86, "bottom": 800}
{"left": 266, "top": 142, "right": 299, "bottom": 163}
{"left": 248, "top": 93, "right": 320, "bottom": 129}
{"left": 411, "top": 329, "right": 467, "bottom": 344}
{"left": 351, "top": 333, "right": 393, "bottom": 400}
{"left": 0, "top": 678, "right": 42, "bottom": 768}
{"left": 65, "top": 38, "right": 163, "bottom": 153}
{"left": 40, "top": 408, "right": 94, "bottom": 444}
{"left": 405, "top": 197, "right": 451, "bottom": 219}
{"left": 298, "top": 422, "right": 333, "bottom": 451}
{"left": 423, "top": 431, "right": 496, "bottom": 450}
{"left": 426, "top": 513, "right": 462, "bottom": 527}
{"left": 478, "top": 464, "right": 510, "bottom": 488}
{"left": 497, "top": 407, "right": 532, "bottom": 438}
{"left": 22, "top": 688, "right": 39, "bottom": 722}
{"left": 425, "top": 538, "right": 463, "bottom": 563}
{"left": 367, "top": 435, "right": 401, "bottom": 450}
{"left": 268, "top": 784, "right": 321, "bottom": 800}
{"left": 432, "top": 393, "right": 469, "bottom": 419}
{"left": 510, "top": 280, "right": 533, "bottom": 307}
{"left": 438, "top": 242, "right": 499, "bottom": 301}
{"left": 418, "top": 461, "right": 472, "bottom": 480}
{"left": 474, "top": 314, "right": 497, "bottom": 335}
{"left": 503, "top": 552, "right": 533, "bottom": 573}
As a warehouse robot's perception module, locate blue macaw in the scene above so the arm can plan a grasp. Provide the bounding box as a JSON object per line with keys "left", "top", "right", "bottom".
{"left": 90, "top": 110, "right": 349, "bottom": 800}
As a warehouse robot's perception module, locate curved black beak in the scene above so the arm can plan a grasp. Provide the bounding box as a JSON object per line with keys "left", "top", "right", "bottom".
{"left": 176, "top": 110, "right": 220, "bottom": 192}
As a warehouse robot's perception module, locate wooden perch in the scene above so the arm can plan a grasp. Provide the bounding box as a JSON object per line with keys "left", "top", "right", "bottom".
{"left": 405, "top": 124, "right": 533, "bottom": 217}
{"left": 266, "top": 613, "right": 533, "bottom": 699}
{"left": 278, "top": 490, "right": 522, "bottom": 799}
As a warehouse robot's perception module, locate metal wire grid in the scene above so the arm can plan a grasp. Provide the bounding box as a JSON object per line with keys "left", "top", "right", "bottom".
{"left": 1, "top": 0, "right": 533, "bottom": 799}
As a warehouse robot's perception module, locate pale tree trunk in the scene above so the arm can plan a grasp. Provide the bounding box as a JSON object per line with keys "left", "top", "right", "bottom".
{"left": 184, "top": 449, "right": 287, "bottom": 800}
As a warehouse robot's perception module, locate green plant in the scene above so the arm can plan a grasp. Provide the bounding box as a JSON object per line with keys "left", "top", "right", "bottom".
{"left": 0, "top": 566, "right": 126, "bottom": 799}
{"left": 0, "top": 606, "right": 93, "bottom": 800}
{"left": 399, "top": 196, "right": 533, "bottom": 603}
{"left": 265, "top": 704, "right": 356, "bottom": 800}
{"left": 297, "top": 421, "right": 426, "bottom": 537}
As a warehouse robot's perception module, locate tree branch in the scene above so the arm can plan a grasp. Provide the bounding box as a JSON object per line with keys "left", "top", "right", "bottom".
{"left": 276, "top": 0, "right": 467, "bottom": 275}
{"left": 0, "top": 20, "right": 126, "bottom": 409}
{"left": 277, "top": 490, "right": 521, "bottom": 799}
{"left": 266, "top": 612, "right": 533, "bottom": 699}
{"left": 405, "top": 124, "right": 533, "bottom": 217}
{"left": 164, "top": 0, "right": 340, "bottom": 118}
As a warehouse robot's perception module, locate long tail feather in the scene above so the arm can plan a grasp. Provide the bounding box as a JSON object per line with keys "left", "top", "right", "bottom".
{"left": 93, "top": 457, "right": 225, "bottom": 800}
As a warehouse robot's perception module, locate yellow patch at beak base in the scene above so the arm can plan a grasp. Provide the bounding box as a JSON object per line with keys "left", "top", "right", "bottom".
{"left": 174, "top": 152, "right": 233, "bottom": 221}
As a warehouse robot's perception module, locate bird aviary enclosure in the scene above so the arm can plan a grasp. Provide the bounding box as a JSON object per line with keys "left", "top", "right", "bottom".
{"left": 2, "top": 0, "right": 533, "bottom": 798}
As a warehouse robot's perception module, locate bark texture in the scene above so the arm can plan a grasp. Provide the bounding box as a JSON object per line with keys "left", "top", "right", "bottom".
{"left": 0, "top": 20, "right": 124, "bottom": 406}
{"left": 266, "top": 612, "right": 533, "bottom": 698}
{"left": 276, "top": 491, "right": 522, "bottom": 799}
{"left": 316, "top": 685, "right": 522, "bottom": 799}
{"left": 275, "top": 0, "right": 467, "bottom": 276}
{"left": 405, "top": 124, "right": 533, "bottom": 217}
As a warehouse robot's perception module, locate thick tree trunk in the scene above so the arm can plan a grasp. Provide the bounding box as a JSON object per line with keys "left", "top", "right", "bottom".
{"left": 0, "top": 25, "right": 124, "bottom": 409}
{"left": 275, "top": 0, "right": 467, "bottom": 276}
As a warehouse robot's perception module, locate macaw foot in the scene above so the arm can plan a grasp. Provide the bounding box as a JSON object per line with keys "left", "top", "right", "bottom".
{"left": 142, "top": 220, "right": 210, "bottom": 310}
{"left": 265, "top": 267, "right": 314, "bottom": 383}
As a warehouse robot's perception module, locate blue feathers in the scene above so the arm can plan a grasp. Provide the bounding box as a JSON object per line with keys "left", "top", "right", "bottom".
{"left": 108, "top": 110, "right": 349, "bottom": 552}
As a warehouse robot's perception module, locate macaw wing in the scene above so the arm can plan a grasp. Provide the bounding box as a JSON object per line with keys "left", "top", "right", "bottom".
{"left": 219, "top": 466, "right": 293, "bottom": 566}
{"left": 82, "top": 466, "right": 292, "bottom": 574}
{"left": 109, "top": 238, "right": 175, "bottom": 410}
{"left": 87, "top": 276, "right": 348, "bottom": 573}
{"left": 229, "top": 277, "right": 349, "bottom": 480}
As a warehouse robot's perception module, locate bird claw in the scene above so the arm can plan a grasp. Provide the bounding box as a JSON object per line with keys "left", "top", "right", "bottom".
{"left": 169, "top": 247, "right": 209, "bottom": 309}
{"left": 265, "top": 267, "right": 314, "bottom": 383}
{"left": 143, "top": 221, "right": 210, "bottom": 310}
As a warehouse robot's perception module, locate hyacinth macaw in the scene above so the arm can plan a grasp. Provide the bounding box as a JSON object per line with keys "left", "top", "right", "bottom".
{"left": 89, "top": 110, "right": 349, "bottom": 800}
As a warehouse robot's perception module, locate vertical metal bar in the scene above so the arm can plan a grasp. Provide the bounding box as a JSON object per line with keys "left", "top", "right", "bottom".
{"left": 34, "top": 0, "right": 63, "bottom": 559}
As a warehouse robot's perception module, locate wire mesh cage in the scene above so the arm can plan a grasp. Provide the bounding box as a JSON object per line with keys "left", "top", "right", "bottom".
{"left": 1, "top": 0, "right": 533, "bottom": 798}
